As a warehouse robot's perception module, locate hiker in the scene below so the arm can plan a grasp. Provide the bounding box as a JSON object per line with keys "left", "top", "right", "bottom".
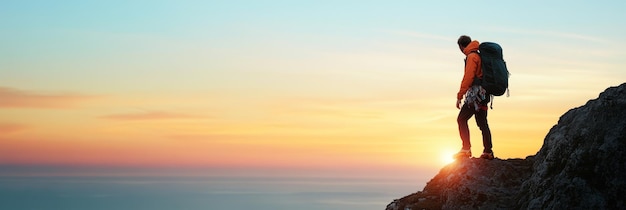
{"left": 454, "top": 35, "right": 494, "bottom": 160}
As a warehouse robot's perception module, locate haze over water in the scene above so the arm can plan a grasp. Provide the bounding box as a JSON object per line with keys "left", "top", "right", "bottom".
{"left": 0, "top": 172, "right": 429, "bottom": 210}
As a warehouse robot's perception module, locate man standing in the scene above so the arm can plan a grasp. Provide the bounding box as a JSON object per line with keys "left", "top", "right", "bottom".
{"left": 454, "top": 35, "right": 494, "bottom": 160}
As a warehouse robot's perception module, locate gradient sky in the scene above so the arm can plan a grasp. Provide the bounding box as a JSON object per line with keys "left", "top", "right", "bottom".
{"left": 1, "top": 1, "right": 625, "bottom": 177}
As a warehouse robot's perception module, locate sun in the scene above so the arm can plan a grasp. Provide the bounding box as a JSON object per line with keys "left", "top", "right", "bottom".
{"left": 440, "top": 150, "right": 456, "bottom": 165}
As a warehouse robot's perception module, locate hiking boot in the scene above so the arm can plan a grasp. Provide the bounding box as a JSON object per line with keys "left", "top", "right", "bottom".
{"left": 453, "top": 149, "right": 472, "bottom": 159}
{"left": 480, "top": 152, "right": 494, "bottom": 160}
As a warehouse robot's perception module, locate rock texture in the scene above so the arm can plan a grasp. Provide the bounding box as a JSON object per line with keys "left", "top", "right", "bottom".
{"left": 386, "top": 83, "right": 626, "bottom": 210}
{"left": 386, "top": 158, "right": 534, "bottom": 210}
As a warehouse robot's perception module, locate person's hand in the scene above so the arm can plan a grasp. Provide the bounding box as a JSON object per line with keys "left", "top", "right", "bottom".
{"left": 456, "top": 99, "right": 462, "bottom": 109}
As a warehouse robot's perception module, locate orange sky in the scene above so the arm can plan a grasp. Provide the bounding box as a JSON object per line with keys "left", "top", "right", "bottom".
{"left": 0, "top": 81, "right": 613, "bottom": 177}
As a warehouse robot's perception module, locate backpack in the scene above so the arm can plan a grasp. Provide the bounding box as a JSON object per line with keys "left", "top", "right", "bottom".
{"left": 475, "top": 42, "right": 509, "bottom": 96}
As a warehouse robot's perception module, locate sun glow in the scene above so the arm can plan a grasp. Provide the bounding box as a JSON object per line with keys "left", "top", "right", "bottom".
{"left": 441, "top": 150, "right": 456, "bottom": 165}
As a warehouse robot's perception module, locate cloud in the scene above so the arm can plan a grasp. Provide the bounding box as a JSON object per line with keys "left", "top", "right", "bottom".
{"left": 486, "top": 26, "right": 608, "bottom": 43}
{"left": 389, "top": 30, "right": 451, "bottom": 42}
{"left": 101, "top": 110, "right": 207, "bottom": 121}
{"left": 0, "top": 123, "right": 27, "bottom": 134}
{"left": 166, "top": 134, "right": 246, "bottom": 142}
{"left": 0, "top": 87, "right": 93, "bottom": 109}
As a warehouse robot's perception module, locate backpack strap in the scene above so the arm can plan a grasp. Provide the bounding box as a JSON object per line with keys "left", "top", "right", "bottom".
{"left": 489, "top": 88, "right": 511, "bottom": 109}
{"left": 469, "top": 51, "right": 482, "bottom": 86}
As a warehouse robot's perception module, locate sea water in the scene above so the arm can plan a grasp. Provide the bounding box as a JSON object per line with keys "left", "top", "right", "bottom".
{"left": 0, "top": 175, "right": 427, "bottom": 210}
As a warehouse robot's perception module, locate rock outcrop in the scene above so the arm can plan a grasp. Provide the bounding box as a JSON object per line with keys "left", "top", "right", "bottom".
{"left": 386, "top": 83, "right": 626, "bottom": 210}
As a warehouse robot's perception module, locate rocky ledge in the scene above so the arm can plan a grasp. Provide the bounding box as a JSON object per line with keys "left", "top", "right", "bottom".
{"left": 387, "top": 83, "right": 626, "bottom": 210}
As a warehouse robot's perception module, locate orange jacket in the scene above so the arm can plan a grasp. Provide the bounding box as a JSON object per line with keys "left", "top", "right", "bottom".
{"left": 457, "top": 40, "right": 482, "bottom": 100}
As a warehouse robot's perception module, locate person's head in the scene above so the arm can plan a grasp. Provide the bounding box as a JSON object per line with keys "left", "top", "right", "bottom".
{"left": 457, "top": 35, "right": 471, "bottom": 52}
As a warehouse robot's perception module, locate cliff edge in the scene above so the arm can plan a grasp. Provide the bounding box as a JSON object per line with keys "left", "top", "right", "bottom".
{"left": 386, "top": 83, "right": 626, "bottom": 210}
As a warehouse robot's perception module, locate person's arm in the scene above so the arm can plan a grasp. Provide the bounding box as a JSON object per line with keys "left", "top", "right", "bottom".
{"left": 456, "top": 53, "right": 479, "bottom": 100}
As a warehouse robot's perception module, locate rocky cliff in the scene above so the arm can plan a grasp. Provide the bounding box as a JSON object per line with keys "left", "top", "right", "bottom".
{"left": 386, "top": 83, "right": 626, "bottom": 210}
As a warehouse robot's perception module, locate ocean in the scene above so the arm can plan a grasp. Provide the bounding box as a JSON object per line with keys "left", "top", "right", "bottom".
{"left": 0, "top": 175, "right": 428, "bottom": 210}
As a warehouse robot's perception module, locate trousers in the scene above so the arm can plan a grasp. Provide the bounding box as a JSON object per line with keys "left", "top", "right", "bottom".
{"left": 457, "top": 103, "right": 492, "bottom": 153}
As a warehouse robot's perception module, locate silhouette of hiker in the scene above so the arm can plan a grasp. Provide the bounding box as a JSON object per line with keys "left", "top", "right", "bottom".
{"left": 454, "top": 35, "right": 494, "bottom": 160}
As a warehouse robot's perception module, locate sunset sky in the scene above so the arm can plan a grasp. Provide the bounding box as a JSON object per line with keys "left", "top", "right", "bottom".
{"left": 1, "top": 1, "right": 625, "bottom": 178}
